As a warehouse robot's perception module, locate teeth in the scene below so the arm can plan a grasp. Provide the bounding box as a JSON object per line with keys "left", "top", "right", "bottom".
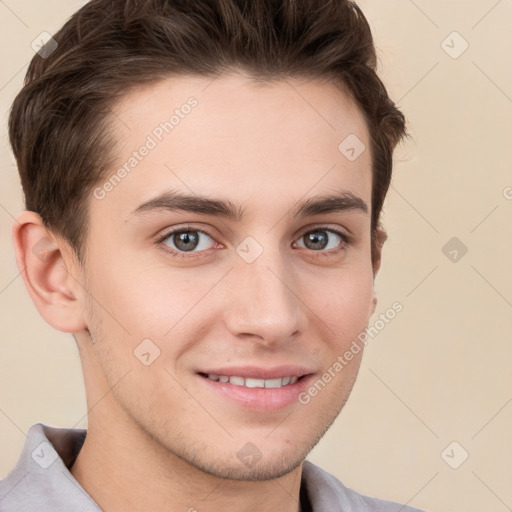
{"left": 265, "top": 378, "right": 283, "bottom": 388}
{"left": 229, "top": 376, "right": 245, "bottom": 386}
{"left": 245, "top": 378, "right": 265, "bottom": 388}
{"left": 205, "top": 374, "right": 300, "bottom": 388}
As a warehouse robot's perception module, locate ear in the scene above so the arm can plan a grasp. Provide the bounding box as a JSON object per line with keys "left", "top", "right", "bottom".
{"left": 11, "top": 211, "right": 88, "bottom": 333}
{"left": 369, "top": 227, "right": 387, "bottom": 317}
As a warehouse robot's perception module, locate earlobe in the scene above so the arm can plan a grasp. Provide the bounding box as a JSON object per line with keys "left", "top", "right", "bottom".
{"left": 11, "top": 211, "right": 87, "bottom": 333}
{"left": 370, "top": 226, "right": 386, "bottom": 318}
{"left": 372, "top": 226, "right": 387, "bottom": 279}
{"left": 370, "top": 291, "right": 378, "bottom": 317}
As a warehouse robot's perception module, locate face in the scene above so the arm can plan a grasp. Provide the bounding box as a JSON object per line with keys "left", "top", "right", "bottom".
{"left": 75, "top": 72, "right": 377, "bottom": 480}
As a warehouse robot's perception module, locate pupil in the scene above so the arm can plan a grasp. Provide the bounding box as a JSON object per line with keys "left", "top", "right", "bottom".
{"left": 175, "top": 231, "right": 198, "bottom": 251}
{"left": 306, "top": 231, "right": 327, "bottom": 250}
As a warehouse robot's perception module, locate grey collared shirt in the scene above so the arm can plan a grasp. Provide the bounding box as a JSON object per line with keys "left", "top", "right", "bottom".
{"left": 0, "top": 423, "right": 427, "bottom": 511}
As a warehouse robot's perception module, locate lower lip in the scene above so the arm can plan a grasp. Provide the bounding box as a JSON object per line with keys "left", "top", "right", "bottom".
{"left": 197, "top": 374, "right": 314, "bottom": 412}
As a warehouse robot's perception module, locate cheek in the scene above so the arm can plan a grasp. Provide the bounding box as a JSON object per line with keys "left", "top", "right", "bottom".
{"left": 84, "top": 261, "right": 223, "bottom": 379}
{"left": 88, "top": 257, "right": 195, "bottom": 335}
{"left": 312, "top": 269, "right": 374, "bottom": 337}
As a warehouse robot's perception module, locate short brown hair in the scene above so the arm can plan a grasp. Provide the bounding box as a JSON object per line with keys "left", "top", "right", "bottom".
{"left": 9, "top": 0, "right": 407, "bottom": 266}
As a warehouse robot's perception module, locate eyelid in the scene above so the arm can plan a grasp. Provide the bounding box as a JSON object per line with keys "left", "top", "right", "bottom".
{"left": 296, "top": 223, "right": 353, "bottom": 240}
{"left": 155, "top": 225, "right": 219, "bottom": 257}
{"left": 293, "top": 225, "right": 353, "bottom": 253}
{"left": 155, "top": 223, "right": 354, "bottom": 258}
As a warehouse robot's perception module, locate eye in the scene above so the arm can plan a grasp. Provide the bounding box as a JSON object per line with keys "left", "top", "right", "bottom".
{"left": 157, "top": 227, "right": 216, "bottom": 258}
{"left": 156, "top": 225, "right": 352, "bottom": 260}
{"left": 294, "top": 227, "right": 351, "bottom": 254}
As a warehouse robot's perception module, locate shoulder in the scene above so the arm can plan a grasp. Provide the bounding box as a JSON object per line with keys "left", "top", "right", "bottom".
{"left": 0, "top": 423, "right": 98, "bottom": 512}
{"left": 302, "top": 460, "right": 428, "bottom": 512}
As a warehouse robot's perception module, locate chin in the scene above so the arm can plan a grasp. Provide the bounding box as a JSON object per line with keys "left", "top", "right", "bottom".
{"left": 196, "top": 452, "right": 306, "bottom": 482}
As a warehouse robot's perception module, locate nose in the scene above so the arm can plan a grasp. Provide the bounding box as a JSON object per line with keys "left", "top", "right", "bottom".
{"left": 222, "top": 248, "right": 307, "bottom": 345}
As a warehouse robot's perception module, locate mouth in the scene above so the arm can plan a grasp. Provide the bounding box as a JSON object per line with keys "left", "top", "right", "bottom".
{"left": 198, "top": 372, "right": 307, "bottom": 389}
{"left": 196, "top": 367, "right": 315, "bottom": 412}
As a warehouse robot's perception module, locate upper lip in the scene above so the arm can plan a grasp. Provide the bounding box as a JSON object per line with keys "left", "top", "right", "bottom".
{"left": 198, "top": 365, "right": 314, "bottom": 380}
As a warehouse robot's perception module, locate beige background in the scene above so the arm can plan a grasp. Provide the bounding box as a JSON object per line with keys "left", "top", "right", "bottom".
{"left": 1, "top": 1, "right": 511, "bottom": 511}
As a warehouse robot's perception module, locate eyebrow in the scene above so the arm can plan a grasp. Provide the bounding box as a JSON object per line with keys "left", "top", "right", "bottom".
{"left": 128, "top": 189, "right": 368, "bottom": 221}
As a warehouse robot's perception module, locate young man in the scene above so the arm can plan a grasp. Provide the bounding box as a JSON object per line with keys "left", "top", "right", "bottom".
{"left": 1, "top": 0, "right": 427, "bottom": 510}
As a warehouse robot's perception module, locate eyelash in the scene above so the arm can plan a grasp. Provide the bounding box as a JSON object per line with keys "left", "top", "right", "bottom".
{"left": 155, "top": 225, "right": 353, "bottom": 260}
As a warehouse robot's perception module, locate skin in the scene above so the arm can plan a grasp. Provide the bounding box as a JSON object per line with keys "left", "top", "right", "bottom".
{"left": 12, "top": 72, "right": 384, "bottom": 512}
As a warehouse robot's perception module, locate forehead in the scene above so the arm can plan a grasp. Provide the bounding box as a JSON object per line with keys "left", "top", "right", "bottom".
{"left": 91, "top": 72, "right": 372, "bottom": 225}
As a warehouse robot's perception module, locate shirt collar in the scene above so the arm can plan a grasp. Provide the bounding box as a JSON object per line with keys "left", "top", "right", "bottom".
{"left": 1, "top": 422, "right": 392, "bottom": 512}
{"left": 0, "top": 422, "right": 100, "bottom": 511}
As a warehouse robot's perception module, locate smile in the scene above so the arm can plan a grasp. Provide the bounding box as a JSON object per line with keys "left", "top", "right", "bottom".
{"left": 197, "top": 369, "right": 313, "bottom": 412}
{"left": 204, "top": 374, "right": 299, "bottom": 388}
